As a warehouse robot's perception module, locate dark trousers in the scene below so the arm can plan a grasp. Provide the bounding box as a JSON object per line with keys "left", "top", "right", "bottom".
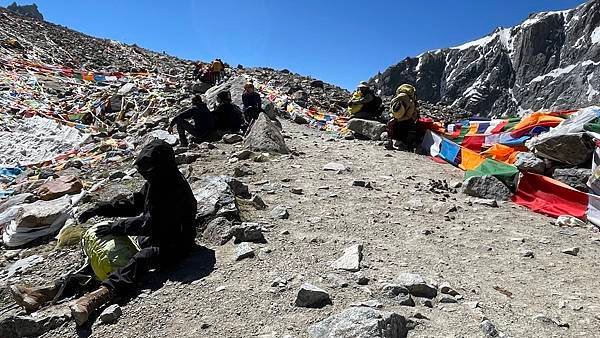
{"left": 102, "top": 237, "right": 190, "bottom": 295}
{"left": 352, "top": 110, "right": 380, "bottom": 121}
{"left": 387, "top": 119, "right": 416, "bottom": 145}
{"left": 176, "top": 120, "right": 201, "bottom": 146}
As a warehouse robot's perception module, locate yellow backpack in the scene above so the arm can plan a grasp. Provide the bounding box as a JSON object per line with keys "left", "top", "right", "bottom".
{"left": 348, "top": 90, "right": 364, "bottom": 115}
{"left": 390, "top": 84, "right": 417, "bottom": 121}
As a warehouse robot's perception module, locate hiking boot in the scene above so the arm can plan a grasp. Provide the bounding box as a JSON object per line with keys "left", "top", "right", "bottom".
{"left": 10, "top": 284, "right": 58, "bottom": 312}
{"left": 70, "top": 286, "right": 112, "bottom": 326}
{"left": 384, "top": 140, "right": 394, "bottom": 150}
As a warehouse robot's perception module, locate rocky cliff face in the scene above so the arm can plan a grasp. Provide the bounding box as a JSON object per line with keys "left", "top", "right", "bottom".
{"left": 370, "top": 0, "right": 600, "bottom": 117}
{"left": 6, "top": 2, "right": 43, "bottom": 21}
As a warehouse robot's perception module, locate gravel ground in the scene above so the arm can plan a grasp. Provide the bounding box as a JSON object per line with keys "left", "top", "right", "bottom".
{"left": 2, "top": 120, "right": 600, "bottom": 338}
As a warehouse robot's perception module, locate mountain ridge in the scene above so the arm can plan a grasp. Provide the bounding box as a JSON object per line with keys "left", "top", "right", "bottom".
{"left": 369, "top": 0, "right": 600, "bottom": 117}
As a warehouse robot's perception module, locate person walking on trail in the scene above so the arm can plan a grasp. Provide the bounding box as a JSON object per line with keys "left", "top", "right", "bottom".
{"left": 10, "top": 140, "right": 198, "bottom": 326}
{"left": 347, "top": 81, "right": 383, "bottom": 121}
{"left": 211, "top": 58, "right": 225, "bottom": 84}
{"left": 168, "top": 95, "right": 215, "bottom": 147}
{"left": 213, "top": 90, "right": 245, "bottom": 135}
{"left": 385, "top": 84, "right": 419, "bottom": 151}
{"left": 242, "top": 82, "right": 263, "bottom": 126}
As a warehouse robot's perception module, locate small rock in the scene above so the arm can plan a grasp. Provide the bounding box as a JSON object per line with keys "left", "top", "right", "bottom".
{"left": 351, "top": 180, "right": 373, "bottom": 189}
{"left": 396, "top": 294, "right": 415, "bottom": 307}
{"left": 331, "top": 244, "right": 363, "bottom": 272}
{"left": 396, "top": 272, "right": 437, "bottom": 299}
{"left": 202, "top": 217, "right": 233, "bottom": 246}
{"left": 521, "top": 250, "right": 535, "bottom": 258}
{"left": 229, "top": 222, "right": 265, "bottom": 243}
{"left": 381, "top": 284, "right": 409, "bottom": 298}
{"left": 99, "top": 304, "right": 122, "bottom": 324}
{"left": 222, "top": 134, "right": 244, "bottom": 144}
{"left": 271, "top": 205, "right": 289, "bottom": 219}
{"left": 561, "top": 247, "right": 580, "bottom": 256}
{"left": 350, "top": 300, "right": 383, "bottom": 309}
{"left": 462, "top": 175, "right": 511, "bottom": 201}
{"left": 232, "top": 149, "right": 255, "bottom": 160}
{"left": 323, "top": 162, "right": 349, "bottom": 172}
{"left": 290, "top": 188, "right": 304, "bottom": 195}
{"left": 250, "top": 195, "right": 267, "bottom": 210}
{"left": 480, "top": 320, "right": 499, "bottom": 337}
{"left": 235, "top": 243, "right": 255, "bottom": 261}
{"left": 295, "top": 283, "right": 331, "bottom": 308}
{"left": 233, "top": 164, "right": 255, "bottom": 177}
{"left": 439, "top": 282, "right": 459, "bottom": 296}
{"left": 439, "top": 295, "right": 458, "bottom": 304}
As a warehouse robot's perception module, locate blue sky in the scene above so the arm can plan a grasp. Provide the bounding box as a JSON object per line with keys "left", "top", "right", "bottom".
{"left": 3, "top": 0, "right": 586, "bottom": 89}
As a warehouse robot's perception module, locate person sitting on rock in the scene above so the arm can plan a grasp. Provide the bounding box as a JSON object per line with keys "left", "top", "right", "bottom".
{"left": 213, "top": 90, "right": 245, "bottom": 135}
{"left": 168, "top": 95, "right": 215, "bottom": 147}
{"left": 10, "top": 140, "right": 198, "bottom": 326}
{"left": 242, "top": 82, "right": 263, "bottom": 126}
{"left": 347, "top": 82, "right": 383, "bottom": 121}
{"left": 385, "top": 84, "right": 419, "bottom": 151}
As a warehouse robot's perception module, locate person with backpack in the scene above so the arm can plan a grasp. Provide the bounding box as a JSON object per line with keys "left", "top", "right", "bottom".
{"left": 211, "top": 58, "right": 225, "bottom": 83}
{"left": 168, "top": 95, "right": 215, "bottom": 147}
{"left": 213, "top": 90, "right": 245, "bottom": 134}
{"left": 242, "top": 82, "right": 263, "bottom": 126}
{"left": 10, "top": 140, "right": 198, "bottom": 326}
{"left": 347, "top": 82, "right": 383, "bottom": 121}
{"left": 385, "top": 84, "right": 419, "bottom": 151}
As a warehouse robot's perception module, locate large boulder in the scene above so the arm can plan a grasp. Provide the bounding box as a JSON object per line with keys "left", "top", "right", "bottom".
{"left": 347, "top": 119, "right": 387, "bottom": 141}
{"left": 192, "top": 176, "right": 239, "bottom": 220}
{"left": 203, "top": 76, "right": 247, "bottom": 108}
{"left": 2, "top": 195, "right": 73, "bottom": 247}
{"left": 244, "top": 113, "right": 290, "bottom": 154}
{"left": 308, "top": 307, "right": 408, "bottom": 338}
{"left": 140, "top": 130, "right": 178, "bottom": 147}
{"left": 514, "top": 152, "right": 545, "bottom": 174}
{"left": 552, "top": 168, "right": 590, "bottom": 192}
{"left": 462, "top": 175, "right": 511, "bottom": 201}
{"left": 528, "top": 133, "right": 594, "bottom": 166}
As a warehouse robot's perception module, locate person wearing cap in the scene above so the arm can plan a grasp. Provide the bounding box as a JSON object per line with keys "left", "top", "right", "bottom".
{"left": 347, "top": 81, "right": 383, "bottom": 121}
{"left": 213, "top": 90, "right": 245, "bottom": 134}
{"left": 168, "top": 95, "right": 215, "bottom": 147}
{"left": 242, "top": 82, "right": 263, "bottom": 126}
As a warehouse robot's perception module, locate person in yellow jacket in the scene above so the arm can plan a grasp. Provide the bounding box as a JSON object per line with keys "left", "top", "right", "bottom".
{"left": 385, "top": 84, "right": 419, "bottom": 150}
{"left": 211, "top": 58, "right": 225, "bottom": 84}
{"left": 347, "top": 82, "right": 383, "bottom": 120}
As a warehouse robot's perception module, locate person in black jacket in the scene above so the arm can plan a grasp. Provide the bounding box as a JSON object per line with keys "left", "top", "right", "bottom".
{"left": 242, "top": 82, "right": 263, "bottom": 125}
{"left": 213, "top": 90, "right": 245, "bottom": 134}
{"left": 168, "top": 95, "right": 214, "bottom": 146}
{"left": 10, "top": 140, "right": 198, "bottom": 326}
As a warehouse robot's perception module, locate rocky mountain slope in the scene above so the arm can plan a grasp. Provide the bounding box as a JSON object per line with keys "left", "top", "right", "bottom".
{"left": 370, "top": 0, "right": 600, "bottom": 117}
{"left": 2, "top": 3, "right": 600, "bottom": 338}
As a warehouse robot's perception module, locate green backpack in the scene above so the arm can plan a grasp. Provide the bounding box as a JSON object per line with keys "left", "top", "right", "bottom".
{"left": 81, "top": 223, "right": 140, "bottom": 280}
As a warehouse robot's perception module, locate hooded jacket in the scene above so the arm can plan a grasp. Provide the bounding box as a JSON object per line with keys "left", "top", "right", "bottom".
{"left": 92, "top": 140, "right": 197, "bottom": 251}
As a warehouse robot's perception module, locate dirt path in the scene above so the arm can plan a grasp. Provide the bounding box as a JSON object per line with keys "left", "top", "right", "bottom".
{"left": 5, "top": 120, "right": 600, "bottom": 337}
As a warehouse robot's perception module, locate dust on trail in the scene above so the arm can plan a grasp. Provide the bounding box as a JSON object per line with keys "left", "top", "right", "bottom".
{"left": 18, "top": 120, "right": 598, "bottom": 337}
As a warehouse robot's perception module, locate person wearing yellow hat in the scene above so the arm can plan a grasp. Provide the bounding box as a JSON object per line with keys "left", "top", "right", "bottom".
{"left": 385, "top": 84, "right": 419, "bottom": 151}
{"left": 347, "top": 82, "right": 383, "bottom": 120}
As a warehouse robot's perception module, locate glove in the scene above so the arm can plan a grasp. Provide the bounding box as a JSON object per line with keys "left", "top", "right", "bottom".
{"left": 78, "top": 208, "right": 98, "bottom": 223}
{"left": 94, "top": 223, "right": 113, "bottom": 237}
